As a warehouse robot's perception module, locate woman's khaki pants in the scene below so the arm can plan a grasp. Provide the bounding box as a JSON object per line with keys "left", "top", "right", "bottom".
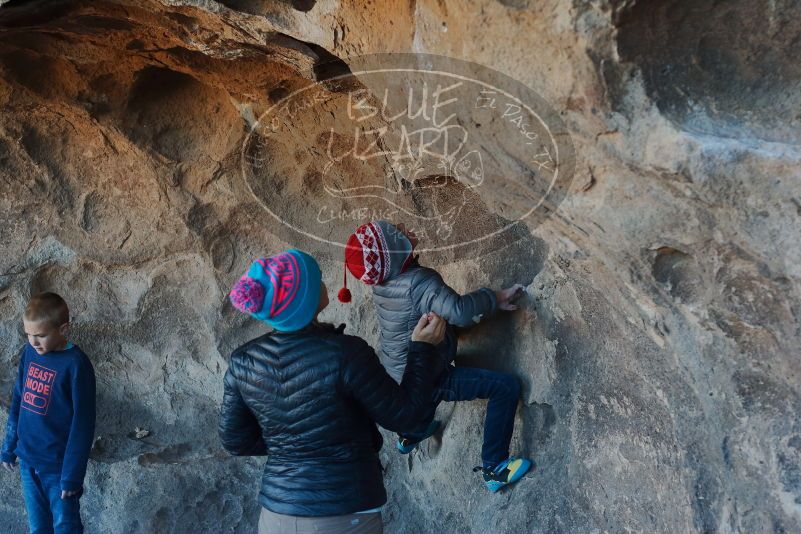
{"left": 258, "top": 507, "right": 383, "bottom": 534}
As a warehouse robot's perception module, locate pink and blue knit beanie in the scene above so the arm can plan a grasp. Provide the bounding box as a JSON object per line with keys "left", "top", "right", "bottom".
{"left": 229, "top": 249, "right": 322, "bottom": 332}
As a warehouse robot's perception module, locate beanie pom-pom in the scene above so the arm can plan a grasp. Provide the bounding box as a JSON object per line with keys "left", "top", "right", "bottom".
{"left": 338, "top": 287, "right": 352, "bottom": 303}
{"left": 230, "top": 276, "right": 266, "bottom": 313}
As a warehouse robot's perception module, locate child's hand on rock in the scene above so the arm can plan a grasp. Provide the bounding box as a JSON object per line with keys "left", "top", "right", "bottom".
{"left": 1, "top": 461, "right": 15, "bottom": 473}
{"left": 495, "top": 284, "right": 526, "bottom": 311}
{"left": 412, "top": 312, "right": 447, "bottom": 345}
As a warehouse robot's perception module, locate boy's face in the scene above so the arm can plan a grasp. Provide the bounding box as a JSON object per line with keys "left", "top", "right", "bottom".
{"left": 317, "top": 281, "right": 329, "bottom": 314}
{"left": 395, "top": 223, "right": 419, "bottom": 248}
{"left": 23, "top": 319, "right": 69, "bottom": 355}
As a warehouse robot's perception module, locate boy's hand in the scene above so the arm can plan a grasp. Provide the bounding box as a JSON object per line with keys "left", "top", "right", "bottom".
{"left": 495, "top": 284, "right": 526, "bottom": 311}
{"left": 411, "top": 312, "right": 447, "bottom": 345}
{"left": 61, "top": 489, "right": 80, "bottom": 499}
{"left": 1, "top": 461, "right": 15, "bottom": 473}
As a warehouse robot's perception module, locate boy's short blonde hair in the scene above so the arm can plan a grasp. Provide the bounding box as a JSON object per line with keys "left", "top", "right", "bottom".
{"left": 24, "top": 292, "right": 69, "bottom": 328}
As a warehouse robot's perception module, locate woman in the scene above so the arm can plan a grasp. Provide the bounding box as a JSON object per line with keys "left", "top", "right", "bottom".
{"left": 219, "top": 249, "right": 446, "bottom": 533}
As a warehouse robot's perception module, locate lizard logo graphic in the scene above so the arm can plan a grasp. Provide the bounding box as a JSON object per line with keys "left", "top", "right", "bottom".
{"left": 242, "top": 53, "right": 575, "bottom": 261}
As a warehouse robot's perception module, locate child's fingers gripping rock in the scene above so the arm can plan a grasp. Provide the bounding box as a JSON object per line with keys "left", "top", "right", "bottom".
{"left": 497, "top": 284, "right": 526, "bottom": 311}
{"left": 504, "top": 284, "right": 525, "bottom": 302}
{"left": 510, "top": 284, "right": 526, "bottom": 301}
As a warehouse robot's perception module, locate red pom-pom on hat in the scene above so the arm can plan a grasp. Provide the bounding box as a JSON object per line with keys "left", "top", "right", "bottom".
{"left": 339, "top": 232, "right": 365, "bottom": 304}
{"left": 338, "top": 287, "right": 352, "bottom": 303}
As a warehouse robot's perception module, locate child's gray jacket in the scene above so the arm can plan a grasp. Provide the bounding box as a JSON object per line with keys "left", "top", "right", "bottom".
{"left": 372, "top": 260, "right": 497, "bottom": 383}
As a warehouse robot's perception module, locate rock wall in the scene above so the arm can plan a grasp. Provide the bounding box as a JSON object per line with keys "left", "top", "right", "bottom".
{"left": 0, "top": 1, "right": 799, "bottom": 532}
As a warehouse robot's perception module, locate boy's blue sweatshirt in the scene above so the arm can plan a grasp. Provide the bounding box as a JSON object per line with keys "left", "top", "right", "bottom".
{"left": 1, "top": 343, "right": 96, "bottom": 492}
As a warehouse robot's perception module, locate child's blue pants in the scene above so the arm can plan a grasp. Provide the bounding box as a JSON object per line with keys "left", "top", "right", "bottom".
{"left": 400, "top": 365, "right": 522, "bottom": 469}
{"left": 19, "top": 462, "right": 83, "bottom": 534}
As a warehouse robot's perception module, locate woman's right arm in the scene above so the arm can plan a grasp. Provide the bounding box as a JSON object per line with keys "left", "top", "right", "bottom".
{"left": 339, "top": 315, "right": 446, "bottom": 433}
{"left": 218, "top": 366, "right": 267, "bottom": 456}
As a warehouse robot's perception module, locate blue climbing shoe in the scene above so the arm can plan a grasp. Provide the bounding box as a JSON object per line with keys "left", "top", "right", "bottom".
{"left": 396, "top": 420, "right": 440, "bottom": 454}
{"left": 473, "top": 457, "right": 533, "bottom": 492}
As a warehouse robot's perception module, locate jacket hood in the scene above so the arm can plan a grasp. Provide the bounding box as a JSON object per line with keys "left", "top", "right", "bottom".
{"left": 374, "top": 220, "right": 415, "bottom": 284}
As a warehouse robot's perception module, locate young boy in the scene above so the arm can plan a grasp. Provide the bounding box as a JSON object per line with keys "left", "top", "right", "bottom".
{"left": 1, "top": 292, "right": 96, "bottom": 533}
{"left": 338, "top": 220, "right": 532, "bottom": 492}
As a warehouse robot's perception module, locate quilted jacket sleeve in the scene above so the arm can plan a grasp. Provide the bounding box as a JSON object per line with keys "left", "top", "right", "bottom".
{"left": 410, "top": 267, "right": 497, "bottom": 327}
{"left": 218, "top": 364, "right": 268, "bottom": 456}
{"left": 339, "top": 336, "right": 443, "bottom": 433}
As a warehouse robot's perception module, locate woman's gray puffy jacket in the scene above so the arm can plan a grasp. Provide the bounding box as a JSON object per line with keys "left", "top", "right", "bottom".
{"left": 372, "top": 259, "right": 497, "bottom": 383}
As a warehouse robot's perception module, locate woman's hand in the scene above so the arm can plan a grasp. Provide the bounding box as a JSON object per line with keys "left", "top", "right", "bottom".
{"left": 411, "top": 312, "right": 447, "bottom": 345}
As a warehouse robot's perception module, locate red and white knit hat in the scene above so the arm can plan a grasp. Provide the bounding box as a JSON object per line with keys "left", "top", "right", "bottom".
{"left": 338, "top": 220, "right": 415, "bottom": 303}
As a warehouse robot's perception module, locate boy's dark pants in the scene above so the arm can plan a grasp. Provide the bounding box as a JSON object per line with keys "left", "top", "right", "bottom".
{"left": 20, "top": 462, "right": 83, "bottom": 534}
{"left": 401, "top": 365, "right": 521, "bottom": 469}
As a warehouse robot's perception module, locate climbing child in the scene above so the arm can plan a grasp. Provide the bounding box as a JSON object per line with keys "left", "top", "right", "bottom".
{"left": 1, "top": 292, "right": 96, "bottom": 533}
{"left": 338, "top": 220, "right": 532, "bottom": 492}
